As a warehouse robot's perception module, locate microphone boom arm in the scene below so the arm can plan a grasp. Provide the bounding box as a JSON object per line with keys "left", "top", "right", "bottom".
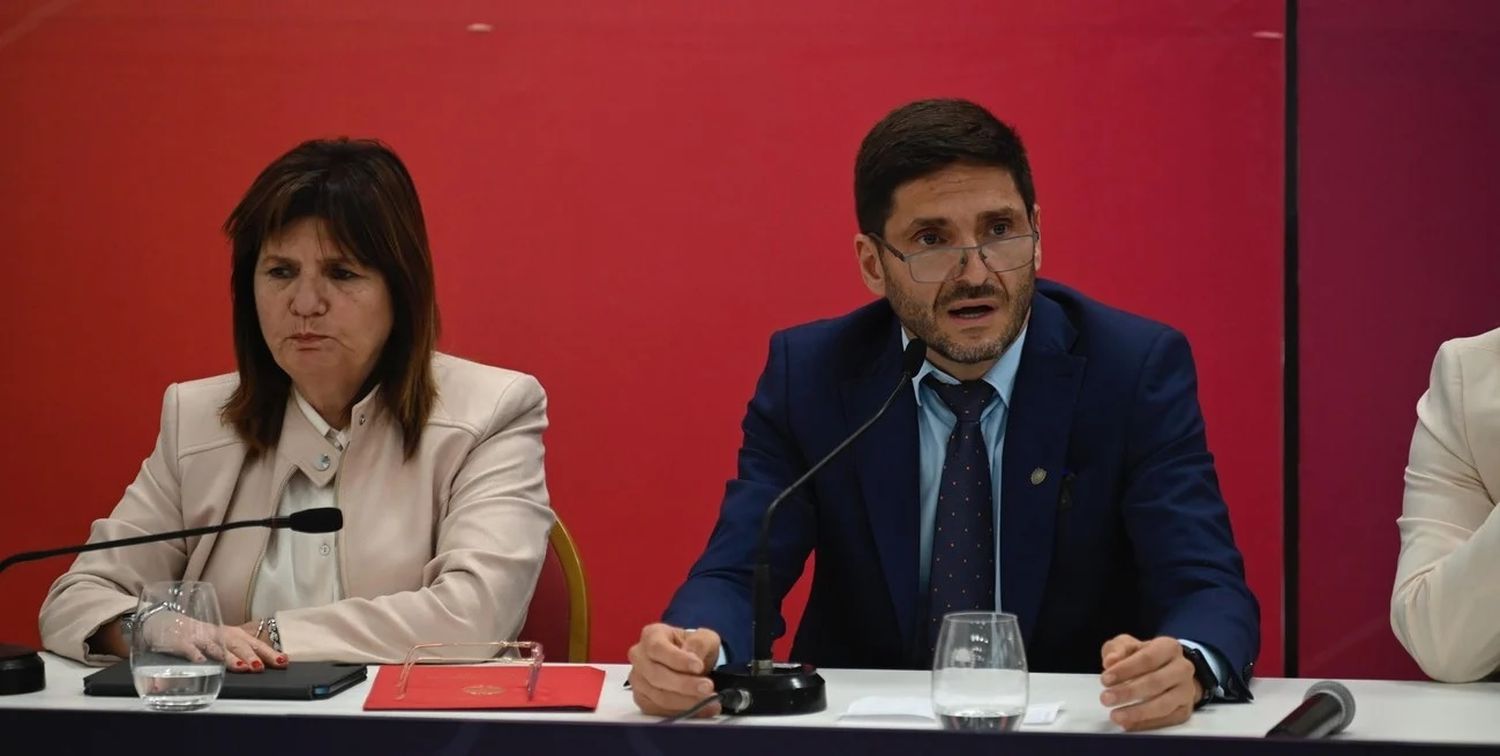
{"left": 1, "top": 515, "right": 305, "bottom": 574}
{"left": 751, "top": 370, "right": 916, "bottom": 666}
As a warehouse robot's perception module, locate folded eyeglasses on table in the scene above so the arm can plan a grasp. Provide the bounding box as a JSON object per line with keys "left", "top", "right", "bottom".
{"left": 393, "top": 641, "right": 544, "bottom": 701}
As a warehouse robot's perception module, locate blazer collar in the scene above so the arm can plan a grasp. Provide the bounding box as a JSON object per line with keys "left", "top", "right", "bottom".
{"left": 998, "top": 290, "right": 1085, "bottom": 645}
{"left": 274, "top": 386, "right": 385, "bottom": 490}
{"left": 842, "top": 313, "right": 922, "bottom": 655}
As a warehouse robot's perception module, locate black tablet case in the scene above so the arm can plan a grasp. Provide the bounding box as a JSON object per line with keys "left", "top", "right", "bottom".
{"left": 82, "top": 661, "right": 367, "bottom": 701}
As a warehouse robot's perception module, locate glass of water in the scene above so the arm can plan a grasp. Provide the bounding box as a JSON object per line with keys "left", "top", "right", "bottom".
{"left": 129, "top": 580, "right": 225, "bottom": 711}
{"left": 932, "top": 611, "right": 1029, "bottom": 732}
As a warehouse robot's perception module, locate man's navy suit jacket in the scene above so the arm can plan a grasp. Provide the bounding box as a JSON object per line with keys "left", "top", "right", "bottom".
{"left": 664, "top": 279, "right": 1260, "bottom": 696}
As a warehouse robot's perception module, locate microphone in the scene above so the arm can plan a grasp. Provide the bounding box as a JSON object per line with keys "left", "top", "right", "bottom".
{"left": 709, "top": 337, "right": 928, "bottom": 715}
{"left": 0, "top": 507, "right": 345, "bottom": 695}
{"left": 1266, "top": 681, "right": 1356, "bottom": 739}
{"left": 276, "top": 507, "right": 344, "bottom": 534}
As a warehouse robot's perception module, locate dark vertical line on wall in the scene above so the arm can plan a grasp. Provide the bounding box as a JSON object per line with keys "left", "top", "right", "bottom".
{"left": 1283, "top": 0, "right": 1301, "bottom": 679}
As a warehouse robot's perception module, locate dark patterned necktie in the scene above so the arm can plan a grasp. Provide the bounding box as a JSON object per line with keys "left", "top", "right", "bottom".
{"left": 924, "top": 377, "right": 997, "bottom": 657}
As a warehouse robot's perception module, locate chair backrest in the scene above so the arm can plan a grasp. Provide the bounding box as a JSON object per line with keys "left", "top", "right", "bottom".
{"left": 518, "top": 516, "right": 589, "bottom": 662}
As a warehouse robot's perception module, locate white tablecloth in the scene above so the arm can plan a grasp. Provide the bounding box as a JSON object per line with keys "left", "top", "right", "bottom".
{"left": 5, "top": 653, "right": 1499, "bottom": 745}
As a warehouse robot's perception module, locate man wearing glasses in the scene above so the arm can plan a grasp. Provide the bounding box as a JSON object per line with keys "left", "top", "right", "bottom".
{"left": 628, "top": 99, "right": 1259, "bottom": 732}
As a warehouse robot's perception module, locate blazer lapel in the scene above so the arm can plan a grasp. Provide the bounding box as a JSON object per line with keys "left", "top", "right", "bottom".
{"left": 208, "top": 396, "right": 335, "bottom": 621}
{"left": 1001, "top": 293, "right": 1085, "bottom": 645}
{"left": 842, "top": 323, "right": 922, "bottom": 653}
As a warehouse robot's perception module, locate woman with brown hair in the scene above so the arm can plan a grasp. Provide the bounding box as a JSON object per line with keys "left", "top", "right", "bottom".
{"left": 38, "top": 138, "right": 553, "bottom": 671}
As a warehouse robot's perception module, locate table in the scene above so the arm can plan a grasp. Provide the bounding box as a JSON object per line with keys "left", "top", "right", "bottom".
{"left": 3, "top": 653, "right": 1498, "bottom": 754}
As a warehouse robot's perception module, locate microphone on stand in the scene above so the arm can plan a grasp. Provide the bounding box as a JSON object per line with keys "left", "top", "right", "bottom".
{"left": 1265, "top": 680, "right": 1356, "bottom": 739}
{"left": 0, "top": 508, "right": 345, "bottom": 695}
{"left": 708, "top": 338, "right": 929, "bottom": 715}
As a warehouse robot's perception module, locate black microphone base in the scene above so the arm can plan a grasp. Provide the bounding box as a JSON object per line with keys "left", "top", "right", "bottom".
{"left": 0, "top": 643, "right": 45, "bottom": 695}
{"left": 710, "top": 661, "right": 826, "bottom": 715}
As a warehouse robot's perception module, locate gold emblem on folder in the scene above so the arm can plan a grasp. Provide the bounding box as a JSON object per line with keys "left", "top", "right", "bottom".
{"left": 463, "top": 685, "right": 508, "bottom": 696}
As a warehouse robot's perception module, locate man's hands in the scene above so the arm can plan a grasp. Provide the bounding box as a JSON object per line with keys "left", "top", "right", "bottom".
{"left": 1099, "top": 634, "right": 1203, "bottom": 731}
{"left": 626, "top": 624, "right": 1207, "bottom": 728}
{"left": 627, "top": 623, "right": 723, "bottom": 718}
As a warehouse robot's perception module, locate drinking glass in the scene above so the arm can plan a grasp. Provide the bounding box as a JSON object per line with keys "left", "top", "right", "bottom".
{"left": 931, "top": 611, "right": 1029, "bottom": 731}
{"left": 129, "top": 580, "right": 225, "bottom": 711}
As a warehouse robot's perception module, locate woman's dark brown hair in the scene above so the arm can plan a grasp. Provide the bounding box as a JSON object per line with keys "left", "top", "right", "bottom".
{"left": 220, "top": 137, "right": 439, "bottom": 459}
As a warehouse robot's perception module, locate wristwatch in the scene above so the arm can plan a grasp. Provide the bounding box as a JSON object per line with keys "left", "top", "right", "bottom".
{"left": 1181, "top": 645, "right": 1219, "bottom": 709}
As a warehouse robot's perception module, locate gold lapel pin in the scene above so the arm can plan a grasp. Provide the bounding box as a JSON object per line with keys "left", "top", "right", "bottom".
{"left": 1030, "top": 468, "right": 1047, "bottom": 486}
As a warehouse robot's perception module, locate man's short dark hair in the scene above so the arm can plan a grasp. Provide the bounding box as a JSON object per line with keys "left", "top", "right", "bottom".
{"left": 854, "top": 98, "right": 1037, "bottom": 236}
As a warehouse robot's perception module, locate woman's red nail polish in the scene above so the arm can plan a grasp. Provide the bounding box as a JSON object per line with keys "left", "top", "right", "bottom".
{"left": 276, "top": 656, "right": 287, "bottom": 664}
{"left": 235, "top": 661, "right": 246, "bottom": 668}
{"left": 251, "top": 660, "right": 263, "bottom": 669}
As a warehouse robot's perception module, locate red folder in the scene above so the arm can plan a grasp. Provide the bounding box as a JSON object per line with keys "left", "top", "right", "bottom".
{"left": 363, "top": 664, "right": 606, "bottom": 711}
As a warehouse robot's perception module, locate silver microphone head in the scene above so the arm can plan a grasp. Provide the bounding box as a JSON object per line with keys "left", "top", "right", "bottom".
{"left": 1305, "top": 680, "right": 1356, "bottom": 734}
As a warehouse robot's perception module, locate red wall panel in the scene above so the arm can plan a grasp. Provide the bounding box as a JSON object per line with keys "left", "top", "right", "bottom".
{"left": 1298, "top": 0, "right": 1500, "bottom": 679}
{"left": 0, "top": 0, "right": 1284, "bottom": 672}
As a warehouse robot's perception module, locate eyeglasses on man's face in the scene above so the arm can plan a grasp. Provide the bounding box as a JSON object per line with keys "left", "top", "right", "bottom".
{"left": 873, "top": 230, "right": 1039, "bottom": 284}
